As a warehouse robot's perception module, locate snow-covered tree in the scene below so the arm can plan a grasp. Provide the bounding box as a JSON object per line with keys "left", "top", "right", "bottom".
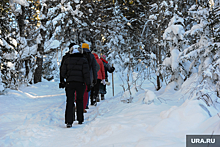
{"left": 162, "top": 14, "right": 185, "bottom": 90}
{"left": 40, "top": 0, "right": 84, "bottom": 81}
{"left": 1, "top": 0, "right": 38, "bottom": 90}
{"left": 141, "top": 0, "right": 174, "bottom": 90}
{"left": 0, "top": 0, "right": 12, "bottom": 92}
{"left": 180, "top": 3, "right": 212, "bottom": 78}
{"left": 173, "top": 1, "right": 220, "bottom": 110}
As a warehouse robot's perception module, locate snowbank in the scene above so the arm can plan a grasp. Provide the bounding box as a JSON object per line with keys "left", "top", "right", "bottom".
{"left": 0, "top": 73, "right": 219, "bottom": 147}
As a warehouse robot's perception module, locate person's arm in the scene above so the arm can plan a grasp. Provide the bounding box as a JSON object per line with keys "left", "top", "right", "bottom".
{"left": 91, "top": 54, "right": 98, "bottom": 81}
{"left": 106, "top": 63, "right": 115, "bottom": 73}
{"left": 100, "top": 61, "right": 105, "bottom": 80}
{"left": 59, "top": 60, "right": 66, "bottom": 88}
{"left": 82, "top": 59, "right": 91, "bottom": 91}
{"left": 60, "top": 56, "right": 65, "bottom": 83}
{"left": 61, "top": 60, "right": 67, "bottom": 79}
{"left": 60, "top": 54, "right": 69, "bottom": 82}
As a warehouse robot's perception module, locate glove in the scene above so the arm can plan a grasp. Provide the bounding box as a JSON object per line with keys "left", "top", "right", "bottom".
{"left": 102, "top": 79, "right": 106, "bottom": 85}
{"left": 111, "top": 67, "right": 115, "bottom": 72}
{"left": 87, "top": 85, "right": 91, "bottom": 92}
{"left": 59, "top": 82, "right": 66, "bottom": 88}
{"left": 93, "top": 79, "right": 97, "bottom": 85}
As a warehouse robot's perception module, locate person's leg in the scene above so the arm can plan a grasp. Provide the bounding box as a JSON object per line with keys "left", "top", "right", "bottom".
{"left": 101, "top": 78, "right": 108, "bottom": 100}
{"left": 101, "top": 94, "right": 105, "bottom": 100}
{"left": 102, "top": 84, "right": 107, "bottom": 100}
{"left": 74, "top": 91, "right": 77, "bottom": 114}
{"left": 75, "top": 83, "right": 86, "bottom": 124}
{"left": 94, "top": 79, "right": 101, "bottom": 102}
{"left": 99, "top": 83, "right": 106, "bottom": 100}
{"left": 86, "top": 90, "right": 90, "bottom": 109}
{"left": 90, "top": 86, "right": 95, "bottom": 105}
{"left": 83, "top": 85, "right": 88, "bottom": 111}
{"left": 65, "top": 84, "right": 75, "bottom": 125}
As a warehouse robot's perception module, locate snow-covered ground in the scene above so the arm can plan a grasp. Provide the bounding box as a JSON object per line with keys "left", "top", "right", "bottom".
{"left": 0, "top": 73, "right": 220, "bottom": 147}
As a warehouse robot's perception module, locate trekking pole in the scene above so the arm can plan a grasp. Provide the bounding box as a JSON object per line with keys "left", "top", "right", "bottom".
{"left": 112, "top": 64, "right": 114, "bottom": 96}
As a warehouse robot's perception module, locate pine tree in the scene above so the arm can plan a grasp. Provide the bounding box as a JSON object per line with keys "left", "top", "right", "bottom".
{"left": 141, "top": 0, "right": 174, "bottom": 90}
{"left": 0, "top": 0, "right": 12, "bottom": 92}
{"left": 41, "top": 0, "right": 86, "bottom": 81}
{"left": 176, "top": 1, "right": 220, "bottom": 107}
{"left": 1, "top": 0, "right": 31, "bottom": 90}
{"left": 162, "top": 14, "right": 186, "bottom": 90}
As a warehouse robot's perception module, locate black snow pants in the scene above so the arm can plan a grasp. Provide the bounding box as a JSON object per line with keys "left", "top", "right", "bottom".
{"left": 90, "top": 79, "right": 101, "bottom": 105}
{"left": 65, "top": 81, "right": 85, "bottom": 124}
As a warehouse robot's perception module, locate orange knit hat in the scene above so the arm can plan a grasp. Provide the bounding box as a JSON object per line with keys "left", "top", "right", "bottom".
{"left": 82, "top": 43, "right": 89, "bottom": 49}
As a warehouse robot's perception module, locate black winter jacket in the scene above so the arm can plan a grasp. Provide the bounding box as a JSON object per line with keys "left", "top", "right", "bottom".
{"left": 60, "top": 52, "right": 70, "bottom": 83}
{"left": 61, "top": 53, "right": 91, "bottom": 86}
{"left": 82, "top": 48, "right": 98, "bottom": 85}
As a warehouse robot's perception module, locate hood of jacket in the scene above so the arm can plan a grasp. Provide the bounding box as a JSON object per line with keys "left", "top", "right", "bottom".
{"left": 69, "top": 53, "right": 84, "bottom": 57}
{"left": 83, "top": 48, "right": 91, "bottom": 53}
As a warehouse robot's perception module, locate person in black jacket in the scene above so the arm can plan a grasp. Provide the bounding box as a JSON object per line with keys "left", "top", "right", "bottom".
{"left": 59, "top": 43, "right": 75, "bottom": 88}
{"left": 61, "top": 44, "right": 91, "bottom": 128}
{"left": 81, "top": 43, "right": 98, "bottom": 106}
{"left": 81, "top": 43, "right": 98, "bottom": 87}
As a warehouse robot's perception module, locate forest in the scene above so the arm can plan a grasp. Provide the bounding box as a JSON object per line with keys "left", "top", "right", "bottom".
{"left": 0, "top": 0, "right": 220, "bottom": 104}
{"left": 2, "top": 1, "right": 220, "bottom": 146}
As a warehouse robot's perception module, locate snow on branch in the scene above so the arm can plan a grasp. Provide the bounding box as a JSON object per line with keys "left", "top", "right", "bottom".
{"left": 10, "top": 0, "right": 29, "bottom": 7}
{"left": 163, "top": 25, "right": 184, "bottom": 41}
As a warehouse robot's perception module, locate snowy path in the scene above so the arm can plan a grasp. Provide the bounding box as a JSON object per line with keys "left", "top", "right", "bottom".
{"left": 0, "top": 79, "right": 182, "bottom": 147}
{"left": 0, "top": 77, "right": 219, "bottom": 147}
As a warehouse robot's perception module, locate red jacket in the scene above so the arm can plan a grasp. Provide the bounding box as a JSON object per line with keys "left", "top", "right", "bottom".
{"left": 93, "top": 53, "right": 105, "bottom": 80}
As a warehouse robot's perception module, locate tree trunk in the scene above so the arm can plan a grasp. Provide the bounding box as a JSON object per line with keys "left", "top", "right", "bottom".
{"left": 34, "top": 4, "right": 47, "bottom": 83}
{"left": 34, "top": 44, "right": 43, "bottom": 83}
{"left": 156, "top": 0, "right": 162, "bottom": 91}
{"left": 17, "top": 6, "right": 31, "bottom": 84}
{"left": 18, "top": 6, "right": 25, "bottom": 37}
{"left": 156, "top": 45, "right": 161, "bottom": 91}
{"left": 25, "top": 59, "right": 29, "bottom": 78}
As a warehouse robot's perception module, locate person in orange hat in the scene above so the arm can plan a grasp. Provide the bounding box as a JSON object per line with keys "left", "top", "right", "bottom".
{"left": 81, "top": 43, "right": 99, "bottom": 107}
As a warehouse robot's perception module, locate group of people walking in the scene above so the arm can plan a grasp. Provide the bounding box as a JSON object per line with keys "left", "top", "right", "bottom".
{"left": 59, "top": 43, "right": 115, "bottom": 128}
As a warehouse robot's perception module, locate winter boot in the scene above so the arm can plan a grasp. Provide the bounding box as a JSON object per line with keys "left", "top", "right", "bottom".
{"left": 93, "top": 96, "right": 97, "bottom": 106}
{"left": 91, "top": 97, "right": 95, "bottom": 105}
{"left": 90, "top": 96, "right": 96, "bottom": 106}
{"left": 67, "top": 123, "right": 72, "bottom": 128}
{"left": 96, "top": 95, "right": 100, "bottom": 102}
{"left": 101, "top": 94, "right": 105, "bottom": 100}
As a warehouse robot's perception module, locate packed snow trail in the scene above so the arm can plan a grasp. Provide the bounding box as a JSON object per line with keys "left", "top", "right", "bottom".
{"left": 0, "top": 76, "right": 219, "bottom": 147}
{"left": 0, "top": 79, "right": 180, "bottom": 147}
{"left": 0, "top": 80, "right": 119, "bottom": 146}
